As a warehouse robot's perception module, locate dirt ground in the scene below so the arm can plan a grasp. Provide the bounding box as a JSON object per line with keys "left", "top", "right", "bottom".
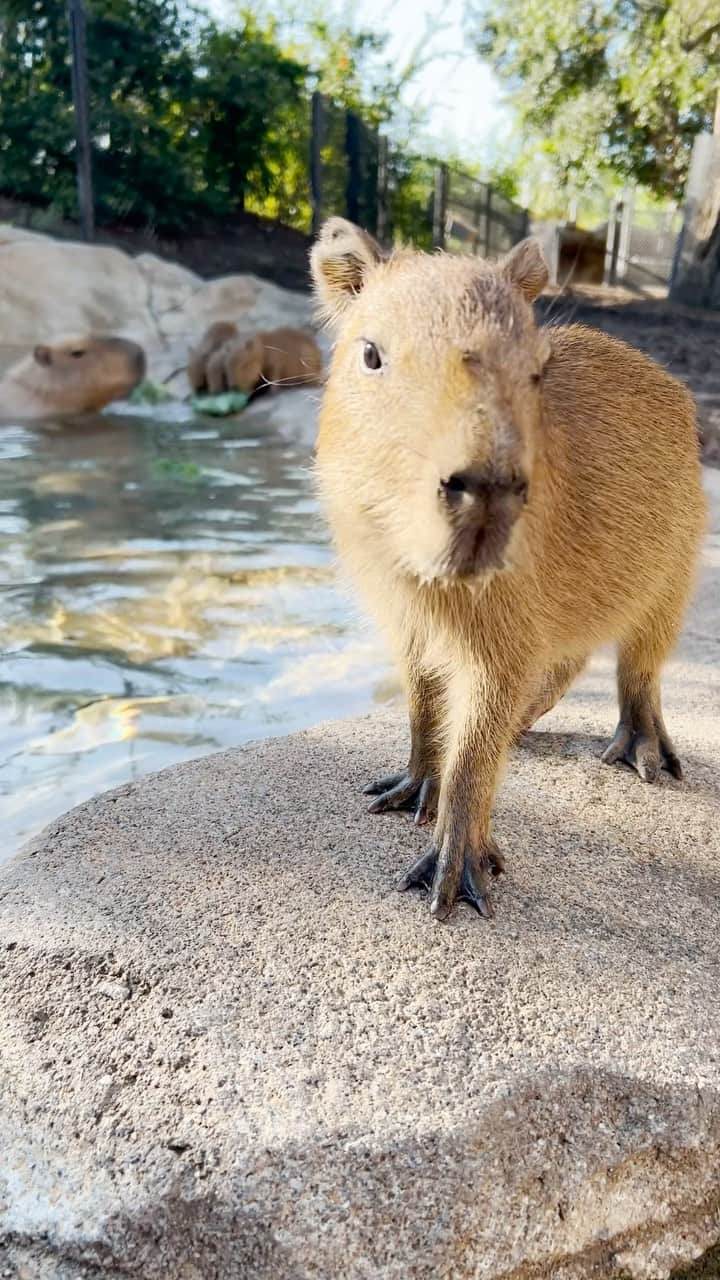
{"left": 539, "top": 285, "right": 720, "bottom": 468}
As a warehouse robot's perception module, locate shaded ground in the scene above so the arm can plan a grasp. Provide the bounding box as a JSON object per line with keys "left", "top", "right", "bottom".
{"left": 539, "top": 287, "right": 720, "bottom": 467}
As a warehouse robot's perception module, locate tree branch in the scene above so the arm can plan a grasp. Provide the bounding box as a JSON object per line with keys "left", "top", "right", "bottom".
{"left": 682, "top": 19, "right": 720, "bottom": 52}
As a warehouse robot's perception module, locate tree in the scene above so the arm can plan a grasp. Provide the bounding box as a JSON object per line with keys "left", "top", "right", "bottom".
{"left": 0, "top": 0, "right": 309, "bottom": 232}
{"left": 470, "top": 0, "right": 719, "bottom": 202}
{"left": 191, "top": 20, "right": 306, "bottom": 215}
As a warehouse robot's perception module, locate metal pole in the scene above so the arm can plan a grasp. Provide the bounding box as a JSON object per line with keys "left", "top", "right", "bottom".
{"left": 376, "top": 135, "right": 389, "bottom": 244}
{"left": 345, "top": 110, "right": 361, "bottom": 225}
{"left": 604, "top": 197, "right": 620, "bottom": 286}
{"left": 432, "top": 164, "right": 448, "bottom": 250}
{"left": 67, "top": 0, "right": 94, "bottom": 242}
{"left": 310, "top": 91, "right": 323, "bottom": 237}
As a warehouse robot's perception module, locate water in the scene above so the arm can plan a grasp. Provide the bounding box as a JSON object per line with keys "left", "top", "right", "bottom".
{"left": 0, "top": 393, "right": 393, "bottom": 863}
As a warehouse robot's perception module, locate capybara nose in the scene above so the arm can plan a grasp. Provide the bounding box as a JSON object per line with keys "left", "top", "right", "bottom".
{"left": 440, "top": 468, "right": 529, "bottom": 513}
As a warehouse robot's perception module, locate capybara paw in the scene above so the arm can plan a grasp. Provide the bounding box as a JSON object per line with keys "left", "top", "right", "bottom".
{"left": 601, "top": 720, "right": 683, "bottom": 782}
{"left": 363, "top": 769, "right": 439, "bottom": 825}
{"left": 397, "top": 838, "right": 505, "bottom": 921}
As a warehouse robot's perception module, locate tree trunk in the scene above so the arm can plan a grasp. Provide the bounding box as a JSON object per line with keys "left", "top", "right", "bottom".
{"left": 671, "top": 109, "right": 720, "bottom": 308}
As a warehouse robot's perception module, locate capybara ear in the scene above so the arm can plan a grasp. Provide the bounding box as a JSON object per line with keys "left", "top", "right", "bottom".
{"left": 34, "top": 344, "right": 52, "bottom": 367}
{"left": 500, "top": 238, "right": 549, "bottom": 303}
{"left": 310, "top": 217, "right": 385, "bottom": 324}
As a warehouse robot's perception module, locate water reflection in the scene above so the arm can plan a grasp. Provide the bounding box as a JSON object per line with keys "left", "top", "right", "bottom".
{"left": 0, "top": 394, "right": 393, "bottom": 862}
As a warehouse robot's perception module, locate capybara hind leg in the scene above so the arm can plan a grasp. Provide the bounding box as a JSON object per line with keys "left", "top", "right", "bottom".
{"left": 519, "top": 654, "right": 587, "bottom": 733}
{"left": 602, "top": 614, "right": 683, "bottom": 782}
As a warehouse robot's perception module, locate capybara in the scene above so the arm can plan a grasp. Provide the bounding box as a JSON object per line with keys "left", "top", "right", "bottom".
{"left": 311, "top": 217, "right": 706, "bottom": 921}
{"left": 189, "top": 325, "right": 323, "bottom": 397}
{"left": 187, "top": 321, "right": 240, "bottom": 393}
{"left": 0, "top": 334, "right": 146, "bottom": 420}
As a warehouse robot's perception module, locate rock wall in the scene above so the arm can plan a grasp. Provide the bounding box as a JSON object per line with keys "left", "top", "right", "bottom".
{"left": 0, "top": 224, "right": 315, "bottom": 395}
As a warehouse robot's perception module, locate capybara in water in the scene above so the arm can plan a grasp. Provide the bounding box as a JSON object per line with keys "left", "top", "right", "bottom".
{"left": 0, "top": 334, "right": 146, "bottom": 420}
{"left": 311, "top": 217, "right": 705, "bottom": 921}
{"left": 189, "top": 324, "right": 323, "bottom": 396}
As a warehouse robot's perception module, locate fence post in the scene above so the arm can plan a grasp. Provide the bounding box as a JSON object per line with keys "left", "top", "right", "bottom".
{"left": 345, "top": 110, "right": 361, "bottom": 225}
{"left": 616, "top": 187, "right": 635, "bottom": 282}
{"left": 67, "top": 0, "right": 94, "bottom": 242}
{"left": 604, "top": 198, "right": 618, "bottom": 285}
{"left": 484, "top": 184, "right": 493, "bottom": 257}
{"left": 376, "top": 135, "right": 389, "bottom": 245}
{"left": 310, "top": 91, "right": 323, "bottom": 237}
{"left": 432, "top": 164, "right": 448, "bottom": 249}
{"left": 472, "top": 184, "right": 484, "bottom": 255}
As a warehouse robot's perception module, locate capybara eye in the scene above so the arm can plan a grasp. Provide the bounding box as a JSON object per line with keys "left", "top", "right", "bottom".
{"left": 530, "top": 371, "right": 541, "bottom": 385}
{"left": 362, "top": 341, "right": 383, "bottom": 372}
{"left": 71, "top": 350, "right": 86, "bottom": 359}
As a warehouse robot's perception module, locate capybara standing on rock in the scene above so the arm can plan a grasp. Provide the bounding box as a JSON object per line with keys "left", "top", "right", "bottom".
{"left": 0, "top": 334, "right": 146, "bottom": 421}
{"left": 188, "top": 324, "right": 322, "bottom": 396}
{"left": 311, "top": 217, "right": 706, "bottom": 921}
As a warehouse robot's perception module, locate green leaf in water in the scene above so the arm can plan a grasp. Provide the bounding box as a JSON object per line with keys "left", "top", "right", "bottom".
{"left": 150, "top": 458, "right": 204, "bottom": 485}
{"left": 191, "top": 391, "right": 249, "bottom": 417}
{"left": 128, "top": 379, "right": 177, "bottom": 405}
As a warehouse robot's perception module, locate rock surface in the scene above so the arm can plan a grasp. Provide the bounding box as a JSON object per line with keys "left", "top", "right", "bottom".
{"left": 0, "top": 224, "right": 314, "bottom": 396}
{"left": 1, "top": 465, "right": 719, "bottom": 1280}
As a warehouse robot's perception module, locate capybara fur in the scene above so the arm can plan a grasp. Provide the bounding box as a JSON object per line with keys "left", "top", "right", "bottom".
{"left": 311, "top": 217, "right": 706, "bottom": 921}
{"left": 189, "top": 325, "right": 323, "bottom": 397}
{"left": 0, "top": 334, "right": 146, "bottom": 420}
{"left": 187, "top": 321, "right": 240, "bottom": 393}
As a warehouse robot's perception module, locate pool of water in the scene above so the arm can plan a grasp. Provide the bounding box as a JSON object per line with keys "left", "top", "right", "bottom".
{"left": 0, "top": 394, "right": 394, "bottom": 863}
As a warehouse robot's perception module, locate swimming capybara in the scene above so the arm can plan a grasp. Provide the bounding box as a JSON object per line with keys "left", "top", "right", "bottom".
{"left": 0, "top": 334, "right": 146, "bottom": 420}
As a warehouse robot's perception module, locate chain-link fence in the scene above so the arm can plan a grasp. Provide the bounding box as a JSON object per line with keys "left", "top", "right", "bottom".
{"left": 604, "top": 192, "right": 682, "bottom": 293}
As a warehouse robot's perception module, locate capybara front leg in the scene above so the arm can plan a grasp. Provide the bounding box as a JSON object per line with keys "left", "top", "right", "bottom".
{"left": 364, "top": 662, "right": 442, "bottom": 826}
{"left": 399, "top": 650, "right": 529, "bottom": 920}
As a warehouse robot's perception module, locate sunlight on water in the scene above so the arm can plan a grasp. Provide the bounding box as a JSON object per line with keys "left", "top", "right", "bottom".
{"left": 0, "top": 391, "right": 396, "bottom": 862}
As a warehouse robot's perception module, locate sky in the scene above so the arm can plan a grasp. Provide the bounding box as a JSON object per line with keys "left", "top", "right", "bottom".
{"left": 207, "top": 0, "right": 509, "bottom": 165}
{"left": 359, "top": 0, "right": 508, "bottom": 161}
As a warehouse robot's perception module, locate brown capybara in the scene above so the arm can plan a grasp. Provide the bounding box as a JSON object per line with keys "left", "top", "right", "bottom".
{"left": 311, "top": 216, "right": 706, "bottom": 921}
{"left": 187, "top": 321, "right": 240, "bottom": 393}
{"left": 0, "top": 334, "right": 146, "bottom": 421}
{"left": 190, "top": 325, "right": 323, "bottom": 397}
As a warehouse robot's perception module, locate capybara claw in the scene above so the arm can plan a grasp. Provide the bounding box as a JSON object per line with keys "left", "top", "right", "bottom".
{"left": 364, "top": 769, "right": 438, "bottom": 822}
{"left": 602, "top": 719, "right": 683, "bottom": 782}
{"left": 397, "top": 847, "right": 436, "bottom": 893}
{"left": 399, "top": 840, "right": 504, "bottom": 921}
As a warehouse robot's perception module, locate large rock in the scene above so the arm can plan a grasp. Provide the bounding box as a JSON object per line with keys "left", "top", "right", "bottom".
{"left": 0, "top": 224, "right": 314, "bottom": 393}
{"left": 1, "top": 473, "right": 719, "bottom": 1279}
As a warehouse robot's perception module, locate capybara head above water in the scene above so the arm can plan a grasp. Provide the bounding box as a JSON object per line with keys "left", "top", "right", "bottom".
{"left": 311, "top": 217, "right": 551, "bottom": 581}
{"left": 28, "top": 334, "right": 146, "bottom": 413}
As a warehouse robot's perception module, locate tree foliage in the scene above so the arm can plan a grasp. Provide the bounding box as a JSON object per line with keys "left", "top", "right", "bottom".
{"left": 471, "top": 0, "right": 719, "bottom": 200}
{"left": 0, "top": 0, "right": 307, "bottom": 231}
{"left": 0, "top": 0, "right": 525, "bottom": 244}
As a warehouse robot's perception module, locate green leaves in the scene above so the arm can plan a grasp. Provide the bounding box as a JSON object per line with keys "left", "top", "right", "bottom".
{"left": 0, "top": 0, "right": 309, "bottom": 232}
{"left": 470, "top": 0, "right": 719, "bottom": 200}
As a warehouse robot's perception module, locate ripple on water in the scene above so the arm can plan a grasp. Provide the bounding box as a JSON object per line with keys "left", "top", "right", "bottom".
{"left": 0, "top": 404, "right": 392, "bottom": 860}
